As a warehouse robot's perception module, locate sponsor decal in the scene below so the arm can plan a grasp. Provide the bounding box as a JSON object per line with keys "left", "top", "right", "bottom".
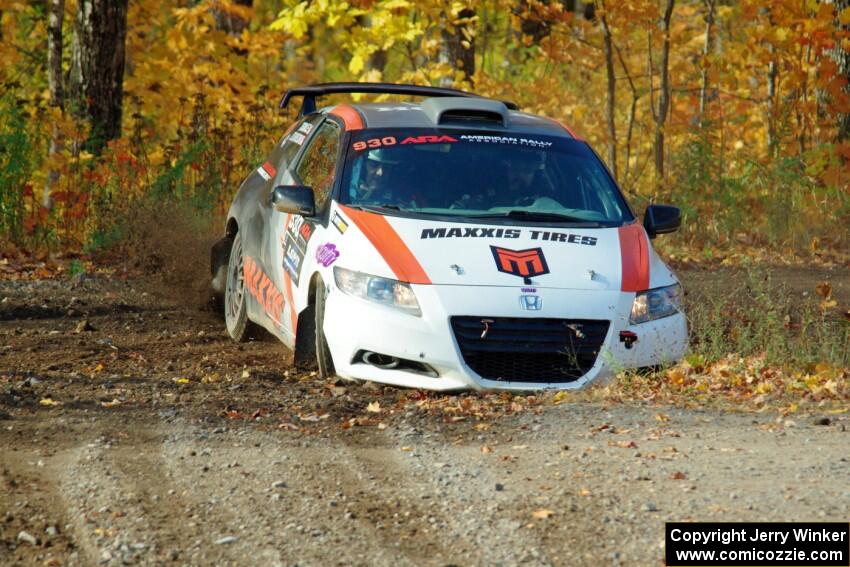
{"left": 243, "top": 256, "right": 285, "bottom": 324}
{"left": 257, "top": 162, "right": 276, "bottom": 181}
{"left": 289, "top": 131, "right": 306, "bottom": 146}
{"left": 519, "top": 295, "right": 543, "bottom": 310}
{"left": 331, "top": 212, "right": 349, "bottom": 234}
{"left": 315, "top": 243, "right": 340, "bottom": 267}
{"left": 297, "top": 121, "right": 313, "bottom": 134}
{"left": 352, "top": 135, "right": 458, "bottom": 151}
{"left": 299, "top": 221, "right": 313, "bottom": 242}
{"left": 521, "top": 287, "right": 537, "bottom": 293}
{"left": 285, "top": 215, "right": 314, "bottom": 253}
{"left": 421, "top": 227, "right": 521, "bottom": 239}
{"left": 281, "top": 215, "right": 314, "bottom": 287}
{"left": 282, "top": 238, "right": 305, "bottom": 286}
{"left": 530, "top": 230, "right": 597, "bottom": 246}
{"left": 420, "top": 227, "right": 596, "bottom": 246}
{"left": 490, "top": 246, "right": 550, "bottom": 278}
{"left": 459, "top": 134, "right": 553, "bottom": 148}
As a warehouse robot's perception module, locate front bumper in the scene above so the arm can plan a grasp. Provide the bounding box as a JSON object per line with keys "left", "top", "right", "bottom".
{"left": 322, "top": 284, "right": 688, "bottom": 391}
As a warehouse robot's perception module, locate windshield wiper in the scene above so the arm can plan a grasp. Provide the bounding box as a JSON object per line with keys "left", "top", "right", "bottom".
{"left": 467, "top": 210, "right": 601, "bottom": 224}
{"left": 348, "top": 203, "right": 404, "bottom": 213}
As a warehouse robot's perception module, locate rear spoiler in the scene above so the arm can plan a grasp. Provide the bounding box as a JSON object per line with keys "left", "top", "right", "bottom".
{"left": 279, "top": 82, "right": 519, "bottom": 116}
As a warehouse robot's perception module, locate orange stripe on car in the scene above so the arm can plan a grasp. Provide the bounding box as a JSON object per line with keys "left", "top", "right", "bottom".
{"left": 330, "top": 104, "right": 364, "bottom": 131}
{"left": 339, "top": 206, "right": 431, "bottom": 284}
{"left": 282, "top": 213, "right": 299, "bottom": 334}
{"left": 544, "top": 117, "right": 584, "bottom": 141}
{"left": 618, "top": 223, "right": 650, "bottom": 292}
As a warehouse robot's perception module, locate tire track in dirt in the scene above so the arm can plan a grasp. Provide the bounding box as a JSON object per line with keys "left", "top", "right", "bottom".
{"left": 157, "top": 419, "right": 409, "bottom": 566}
{"left": 56, "top": 440, "right": 162, "bottom": 565}
{"left": 332, "top": 425, "right": 561, "bottom": 566}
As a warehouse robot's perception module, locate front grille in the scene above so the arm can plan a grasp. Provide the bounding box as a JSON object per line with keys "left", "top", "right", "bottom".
{"left": 450, "top": 317, "right": 610, "bottom": 383}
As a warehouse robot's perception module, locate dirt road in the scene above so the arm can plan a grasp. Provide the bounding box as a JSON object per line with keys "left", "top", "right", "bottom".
{"left": 1, "top": 268, "right": 849, "bottom": 566}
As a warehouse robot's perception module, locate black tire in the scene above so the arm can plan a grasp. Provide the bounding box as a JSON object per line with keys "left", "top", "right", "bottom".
{"left": 314, "top": 279, "right": 336, "bottom": 379}
{"left": 210, "top": 236, "right": 233, "bottom": 314}
{"left": 224, "top": 232, "right": 252, "bottom": 342}
{"left": 293, "top": 303, "right": 317, "bottom": 369}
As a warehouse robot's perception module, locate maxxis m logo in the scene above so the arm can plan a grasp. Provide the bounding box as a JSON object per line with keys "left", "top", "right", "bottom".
{"left": 490, "top": 246, "right": 550, "bottom": 278}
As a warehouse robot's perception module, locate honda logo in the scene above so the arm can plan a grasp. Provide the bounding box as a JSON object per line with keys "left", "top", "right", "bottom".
{"left": 519, "top": 295, "right": 543, "bottom": 310}
{"left": 490, "top": 246, "right": 550, "bottom": 278}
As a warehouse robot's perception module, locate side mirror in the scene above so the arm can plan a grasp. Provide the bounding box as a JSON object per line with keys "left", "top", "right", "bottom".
{"left": 643, "top": 204, "right": 681, "bottom": 238}
{"left": 272, "top": 185, "right": 316, "bottom": 216}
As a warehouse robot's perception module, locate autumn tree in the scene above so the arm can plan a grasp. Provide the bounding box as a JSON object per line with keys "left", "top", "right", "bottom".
{"left": 833, "top": 0, "right": 850, "bottom": 141}
{"left": 44, "top": 0, "right": 65, "bottom": 209}
{"left": 440, "top": 6, "right": 477, "bottom": 83}
{"left": 599, "top": 1, "right": 618, "bottom": 178}
{"left": 69, "top": 0, "right": 129, "bottom": 154}
{"left": 650, "top": 0, "right": 675, "bottom": 186}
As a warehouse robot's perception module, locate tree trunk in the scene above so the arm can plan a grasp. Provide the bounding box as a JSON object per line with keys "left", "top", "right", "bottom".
{"left": 213, "top": 0, "right": 253, "bottom": 36}
{"left": 45, "top": 0, "right": 65, "bottom": 210}
{"left": 653, "top": 0, "right": 675, "bottom": 185}
{"left": 69, "top": 0, "right": 129, "bottom": 154}
{"left": 767, "top": 56, "right": 777, "bottom": 156}
{"left": 834, "top": 0, "right": 850, "bottom": 141}
{"left": 698, "top": 0, "right": 716, "bottom": 126}
{"left": 440, "top": 7, "right": 476, "bottom": 83}
{"left": 615, "top": 44, "right": 639, "bottom": 186}
{"left": 600, "top": 10, "right": 617, "bottom": 178}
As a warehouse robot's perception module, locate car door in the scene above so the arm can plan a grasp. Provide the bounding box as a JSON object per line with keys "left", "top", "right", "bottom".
{"left": 268, "top": 117, "right": 342, "bottom": 343}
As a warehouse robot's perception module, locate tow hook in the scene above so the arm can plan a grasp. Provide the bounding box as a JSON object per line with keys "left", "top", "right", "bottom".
{"left": 619, "top": 330, "right": 638, "bottom": 349}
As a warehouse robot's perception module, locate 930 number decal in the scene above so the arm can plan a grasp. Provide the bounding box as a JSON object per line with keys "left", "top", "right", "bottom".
{"left": 353, "top": 137, "right": 397, "bottom": 151}
{"left": 351, "top": 135, "right": 459, "bottom": 151}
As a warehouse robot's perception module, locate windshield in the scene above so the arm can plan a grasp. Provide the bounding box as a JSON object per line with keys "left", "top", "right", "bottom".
{"left": 340, "top": 129, "right": 632, "bottom": 225}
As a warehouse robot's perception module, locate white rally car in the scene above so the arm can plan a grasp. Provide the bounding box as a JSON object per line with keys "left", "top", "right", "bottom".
{"left": 210, "top": 83, "right": 688, "bottom": 391}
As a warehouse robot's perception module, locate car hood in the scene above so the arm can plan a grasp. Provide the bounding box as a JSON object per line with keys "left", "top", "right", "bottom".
{"left": 336, "top": 206, "right": 669, "bottom": 292}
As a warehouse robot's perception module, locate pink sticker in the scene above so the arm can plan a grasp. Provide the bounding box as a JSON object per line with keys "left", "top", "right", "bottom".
{"left": 316, "top": 243, "right": 340, "bottom": 267}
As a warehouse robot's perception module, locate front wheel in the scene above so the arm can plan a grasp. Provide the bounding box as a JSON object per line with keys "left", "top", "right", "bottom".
{"left": 314, "top": 280, "right": 336, "bottom": 379}
{"left": 224, "top": 232, "right": 253, "bottom": 341}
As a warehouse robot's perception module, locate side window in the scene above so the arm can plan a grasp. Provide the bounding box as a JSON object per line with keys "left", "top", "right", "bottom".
{"left": 295, "top": 121, "right": 341, "bottom": 210}
{"left": 279, "top": 114, "right": 323, "bottom": 171}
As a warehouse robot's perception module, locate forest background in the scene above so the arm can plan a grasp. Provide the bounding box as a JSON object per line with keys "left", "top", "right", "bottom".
{"left": 0, "top": 0, "right": 849, "bottom": 407}
{"left": 2, "top": 0, "right": 850, "bottom": 263}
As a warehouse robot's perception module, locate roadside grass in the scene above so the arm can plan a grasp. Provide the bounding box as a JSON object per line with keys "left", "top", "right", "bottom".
{"left": 407, "top": 267, "right": 849, "bottom": 422}
{"left": 596, "top": 268, "right": 850, "bottom": 412}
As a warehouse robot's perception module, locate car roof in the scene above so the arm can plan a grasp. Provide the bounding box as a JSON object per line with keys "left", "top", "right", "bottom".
{"left": 330, "top": 101, "right": 575, "bottom": 138}
{"left": 281, "top": 83, "right": 580, "bottom": 138}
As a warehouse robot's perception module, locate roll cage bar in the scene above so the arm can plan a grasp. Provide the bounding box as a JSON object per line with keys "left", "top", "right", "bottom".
{"left": 279, "top": 82, "right": 519, "bottom": 116}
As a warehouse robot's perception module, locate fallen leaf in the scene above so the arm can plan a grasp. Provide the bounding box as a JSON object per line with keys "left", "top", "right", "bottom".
{"left": 100, "top": 399, "right": 123, "bottom": 408}
{"left": 815, "top": 281, "right": 832, "bottom": 298}
{"left": 39, "top": 398, "right": 62, "bottom": 406}
{"left": 578, "top": 488, "right": 591, "bottom": 497}
{"left": 655, "top": 413, "right": 670, "bottom": 422}
{"left": 366, "top": 401, "right": 381, "bottom": 413}
{"left": 552, "top": 391, "right": 569, "bottom": 404}
{"left": 669, "top": 471, "right": 687, "bottom": 480}
{"left": 481, "top": 445, "right": 492, "bottom": 454}
{"left": 173, "top": 377, "right": 189, "bottom": 384}
{"left": 532, "top": 509, "right": 554, "bottom": 519}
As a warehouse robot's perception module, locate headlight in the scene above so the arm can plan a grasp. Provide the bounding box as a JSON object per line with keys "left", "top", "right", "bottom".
{"left": 333, "top": 267, "right": 421, "bottom": 316}
{"left": 629, "top": 283, "right": 682, "bottom": 324}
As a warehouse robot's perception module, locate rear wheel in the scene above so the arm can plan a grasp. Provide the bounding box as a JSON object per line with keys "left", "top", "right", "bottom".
{"left": 314, "top": 280, "right": 335, "bottom": 379}
{"left": 224, "top": 232, "right": 252, "bottom": 341}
